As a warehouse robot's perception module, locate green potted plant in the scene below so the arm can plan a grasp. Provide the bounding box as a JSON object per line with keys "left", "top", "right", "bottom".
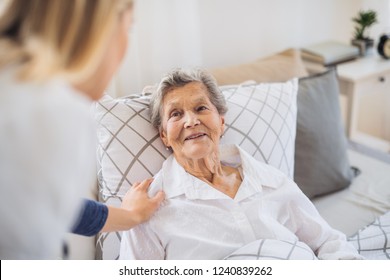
{"left": 351, "top": 9, "right": 378, "bottom": 56}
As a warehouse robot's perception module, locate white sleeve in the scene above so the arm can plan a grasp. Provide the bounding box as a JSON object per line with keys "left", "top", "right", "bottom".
{"left": 283, "top": 181, "right": 363, "bottom": 260}
{"left": 0, "top": 82, "right": 97, "bottom": 259}
{"left": 119, "top": 222, "right": 165, "bottom": 260}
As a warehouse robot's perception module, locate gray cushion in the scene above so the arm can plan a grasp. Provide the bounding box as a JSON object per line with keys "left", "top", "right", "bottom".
{"left": 294, "top": 69, "right": 354, "bottom": 198}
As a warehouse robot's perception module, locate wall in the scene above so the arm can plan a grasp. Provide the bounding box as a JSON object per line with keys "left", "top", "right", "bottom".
{"left": 1, "top": 0, "right": 388, "bottom": 96}
{"left": 111, "top": 0, "right": 388, "bottom": 96}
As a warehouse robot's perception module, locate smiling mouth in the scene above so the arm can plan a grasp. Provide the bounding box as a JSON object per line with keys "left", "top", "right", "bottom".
{"left": 184, "top": 133, "right": 207, "bottom": 141}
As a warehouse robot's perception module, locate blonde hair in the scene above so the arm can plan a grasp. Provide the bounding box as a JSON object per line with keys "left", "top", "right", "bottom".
{"left": 0, "top": 0, "right": 133, "bottom": 83}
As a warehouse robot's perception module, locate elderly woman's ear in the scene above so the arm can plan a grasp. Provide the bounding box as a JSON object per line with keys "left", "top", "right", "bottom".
{"left": 160, "top": 129, "right": 169, "bottom": 148}
{"left": 220, "top": 116, "right": 225, "bottom": 135}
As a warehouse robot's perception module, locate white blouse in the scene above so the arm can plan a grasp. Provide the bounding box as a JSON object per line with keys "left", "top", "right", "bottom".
{"left": 120, "top": 144, "right": 362, "bottom": 260}
{"left": 0, "top": 69, "right": 97, "bottom": 259}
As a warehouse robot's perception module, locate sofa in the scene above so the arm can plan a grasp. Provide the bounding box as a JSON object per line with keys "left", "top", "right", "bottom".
{"left": 66, "top": 49, "right": 390, "bottom": 260}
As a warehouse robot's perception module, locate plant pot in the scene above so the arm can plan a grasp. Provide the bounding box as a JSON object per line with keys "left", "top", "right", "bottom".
{"left": 351, "top": 38, "right": 374, "bottom": 56}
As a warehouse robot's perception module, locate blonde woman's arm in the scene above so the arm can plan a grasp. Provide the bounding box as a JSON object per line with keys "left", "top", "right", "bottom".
{"left": 72, "top": 179, "right": 164, "bottom": 235}
{"left": 102, "top": 179, "right": 165, "bottom": 232}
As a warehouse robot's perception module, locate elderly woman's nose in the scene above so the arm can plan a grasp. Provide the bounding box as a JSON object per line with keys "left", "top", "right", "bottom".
{"left": 184, "top": 111, "right": 200, "bottom": 127}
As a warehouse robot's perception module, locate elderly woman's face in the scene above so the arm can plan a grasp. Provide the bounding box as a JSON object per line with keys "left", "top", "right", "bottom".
{"left": 160, "top": 82, "right": 225, "bottom": 161}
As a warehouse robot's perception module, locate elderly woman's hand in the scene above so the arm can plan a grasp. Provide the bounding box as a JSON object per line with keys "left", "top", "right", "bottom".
{"left": 121, "top": 178, "right": 165, "bottom": 224}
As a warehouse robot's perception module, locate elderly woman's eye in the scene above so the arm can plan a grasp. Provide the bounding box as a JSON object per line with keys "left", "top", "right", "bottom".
{"left": 170, "top": 111, "right": 181, "bottom": 118}
{"left": 197, "top": 106, "right": 208, "bottom": 111}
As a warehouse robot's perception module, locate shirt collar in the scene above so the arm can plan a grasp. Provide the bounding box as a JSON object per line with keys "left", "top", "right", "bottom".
{"left": 160, "top": 144, "right": 283, "bottom": 200}
{"left": 226, "top": 145, "right": 285, "bottom": 190}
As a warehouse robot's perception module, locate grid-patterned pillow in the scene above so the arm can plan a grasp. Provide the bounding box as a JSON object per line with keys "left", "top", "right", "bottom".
{"left": 94, "top": 94, "right": 170, "bottom": 260}
{"left": 348, "top": 211, "right": 390, "bottom": 260}
{"left": 220, "top": 80, "right": 297, "bottom": 178}
{"left": 94, "top": 78, "right": 298, "bottom": 259}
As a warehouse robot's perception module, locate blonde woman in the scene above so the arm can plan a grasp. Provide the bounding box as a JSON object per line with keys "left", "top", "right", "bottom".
{"left": 0, "top": 0, "right": 163, "bottom": 259}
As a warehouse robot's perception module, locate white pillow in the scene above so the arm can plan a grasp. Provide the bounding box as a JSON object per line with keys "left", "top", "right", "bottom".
{"left": 220, "top": 80, "right": 297, "bottom": 178}
{"left": 94, "top": 79, "right": 298, "bottom": 259}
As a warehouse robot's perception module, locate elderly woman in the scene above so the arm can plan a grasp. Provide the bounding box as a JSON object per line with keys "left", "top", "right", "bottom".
{"left": 119, "top": 68, "right": 362, "bottom": 260}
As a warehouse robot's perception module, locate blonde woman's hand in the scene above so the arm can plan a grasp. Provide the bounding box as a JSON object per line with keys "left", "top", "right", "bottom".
{"left": 121, "top": 178, "right": 165, "bottom": 225}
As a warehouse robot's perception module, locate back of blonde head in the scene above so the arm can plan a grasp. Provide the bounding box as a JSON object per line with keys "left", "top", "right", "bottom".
{"left": 0, "top": 0, "right": 133, "bottom": 83}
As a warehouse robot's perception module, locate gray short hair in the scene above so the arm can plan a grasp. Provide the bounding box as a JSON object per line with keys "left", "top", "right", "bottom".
{"left": 149, "top": 68, "right": 228, "bottom": 130}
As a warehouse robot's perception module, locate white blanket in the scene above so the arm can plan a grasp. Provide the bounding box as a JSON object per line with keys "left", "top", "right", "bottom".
{"left": 224, "top": 211, "right": 390, "bottom": 260}
{"left": 224, "top": 239, "right": 317, "bottom": 260}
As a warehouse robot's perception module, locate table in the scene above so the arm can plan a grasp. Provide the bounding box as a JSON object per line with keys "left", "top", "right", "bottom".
{"left": 337, "top": 54, "right": 390, "bottom": 152}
